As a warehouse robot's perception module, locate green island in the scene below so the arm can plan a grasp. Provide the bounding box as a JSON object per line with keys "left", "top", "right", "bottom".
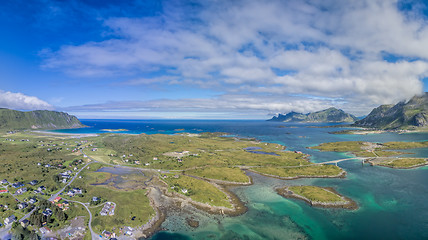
{"left": 310, "top": 141, "right": 428, "bottom": 168}
{"left": 276, "top": 186, "right": 357, "bottom": 209}
{"left": 101, "top": 129, "right": 129, "bottom": 132}
{"left": 250, "top": 165, "right": 345, "bottom": 179}
{"left": 368, "top": 157, "right": 428, "bottom": 169}
{"left": 0, "top": 130, "right": 348, "bottom": 239}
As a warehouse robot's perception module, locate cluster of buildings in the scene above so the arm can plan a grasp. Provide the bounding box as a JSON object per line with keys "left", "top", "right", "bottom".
{"left": 17, "top": 197, "right": 38, "bottom": 210}
{"left": 59, "top": 170, "right": 74, "bottom": 183}
{"left": 39, "top": 226, "right": 52, "bottom": 235}
{"left": 1, "top": 178, "right": 44, "bottom": 196}
{"left": 101, "top": 226, "right": 134, "bottom": 239}
{"left": 42, "top": 208, "right": 53, "bottom": 216}
{"left": 15, "top": 187, "right": 27, "bottom": 195}
{"left": 66, "top": 187, "right": 83, "bottom": 197}
{"left": 11, "top": 182, "right": 24, "bottom": 188}
{"left": 33, "top": 185, "right": 46, "bottom": 194}
{"left": 52, "top": 197, "right": 70, "bottom": 211}
{"left": 102, "top": 230, "right": 116, "bottom": 238}
{"left": 2, "top": 138, "right": 29, "bottom": 142}
{"left": 100, "top": 202, "right": 116, "bottom": 216}
{"left": 3, "top": 215, "right": 16, "bottom": 226}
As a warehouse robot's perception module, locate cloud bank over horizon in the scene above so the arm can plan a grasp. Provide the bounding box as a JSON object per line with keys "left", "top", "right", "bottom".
{"left": 4, "top": 0, "right": 428, "bottom": 118}
{"left": 0, "top": 90, "right": 53, "bottom": 111}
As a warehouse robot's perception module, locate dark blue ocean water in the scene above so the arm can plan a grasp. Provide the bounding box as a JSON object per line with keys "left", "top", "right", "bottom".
{"left": 54, "top": 120, "right": 428, "bottom": 239}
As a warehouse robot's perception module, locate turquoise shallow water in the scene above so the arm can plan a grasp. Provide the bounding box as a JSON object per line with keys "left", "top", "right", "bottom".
{"left": 56, "top": 120, "right": 428, "bottom": 239}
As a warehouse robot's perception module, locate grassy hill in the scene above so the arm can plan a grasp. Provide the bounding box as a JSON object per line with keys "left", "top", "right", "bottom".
{"left": 0, "top": 108, "right": 84, "bottom": 130}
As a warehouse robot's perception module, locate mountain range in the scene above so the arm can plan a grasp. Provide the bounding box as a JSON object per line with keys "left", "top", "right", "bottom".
{"left": 0, "top": 108, "right": 84, "bottom": 130}
{"left": 353, "top": 93, "right": 428, "bottom": 130}
{"left": 268, "top": 107, "right": 358, "bottom": 123}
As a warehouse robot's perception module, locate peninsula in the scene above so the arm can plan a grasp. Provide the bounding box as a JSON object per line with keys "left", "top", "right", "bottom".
{"left": 310, "top": 141, "right": 428, "bottom": 169}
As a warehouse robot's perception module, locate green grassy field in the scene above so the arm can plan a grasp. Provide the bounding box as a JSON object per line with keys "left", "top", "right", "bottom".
{"left": 309, "top": 141, "right": 366, "bottom": 152}
{"left": 311, "top": 140, "right": 428, "bottom": 154}
{"left": 354, "top": 150, "right": 404, "bottom": 157}
{"left": 372, "top": 158, "right": 427, "bottom": 168}
{"left": 185, "top": 167, "right": 249, "bottom": 183}
{"left": 64, "top": 164, "right": 155, "bottom": 234}
{"left": 288, "top": 186, "right": 343, "bottom": 203}
{"left": 253, "top": 165, "right": 343, "bottom": 178}
{"left": 163, "top": 174, "right": 232, "bottom": 208}
{"left": 89, "top": 188, "right": 154, "bottom": 234}
{"left": 0, "top": 132, "right": 88, "bottom": 196}
{"left": 381, "top": 141, "right": 428, "bottom": 149}
{"left": 100, "top": 133, "right": 309, "bottom": 170}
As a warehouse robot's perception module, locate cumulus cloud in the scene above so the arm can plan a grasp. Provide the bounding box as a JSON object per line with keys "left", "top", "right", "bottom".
{"left": 0, "top": 90, "right": 53, "bottom": 110}
{"left": 62, "top": 93, "right": 374, "bottom": 119}
{"left": 42, "top": 0, "right": 428, "bottom": 116}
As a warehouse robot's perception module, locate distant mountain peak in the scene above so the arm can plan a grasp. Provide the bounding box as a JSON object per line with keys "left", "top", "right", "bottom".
{"left": 268, "top": 107, "right": 357, "bottom": 123}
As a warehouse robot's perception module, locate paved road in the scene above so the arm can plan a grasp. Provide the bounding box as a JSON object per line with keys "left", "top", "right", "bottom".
{"left": 66, "top": 199, "right": 102, "bottom": 240}
{"left": 4, "top": 185, "right": 21, "bottom": 203}
{"left": 0, "top": 147, "right": 96, "bottom": 239}
{"left": 49, "top": 160, "right": 93, "bottom": 202}
{"left": 19, "top": 207, "right": 37, "bottom": 223}
{"left": 319, "top": 157, "right": 364, "bottom": 165}
{"left": 0, "top": 225, "right": 12, "bottom": 240}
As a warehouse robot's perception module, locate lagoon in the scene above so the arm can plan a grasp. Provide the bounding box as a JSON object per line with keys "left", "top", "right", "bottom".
{"left": 56, "top": 119, "right": 428, "bottom": 239}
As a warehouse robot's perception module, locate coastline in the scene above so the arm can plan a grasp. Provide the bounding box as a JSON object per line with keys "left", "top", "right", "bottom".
{"left": 136, "top": 175, "right": 250, "bottom": 239}
{"left": 276, "top": 186, "right": 358, "bottom": 210}
{"left": 330, "top": 128, "right": 428, "bottom": 135}
{"left": 32, "top": 130, "right": 98, "bottom": 138}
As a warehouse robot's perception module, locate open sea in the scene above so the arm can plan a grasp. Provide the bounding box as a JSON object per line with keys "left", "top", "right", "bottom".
{"left": 53, "top": 119, "right": 428, "bottom": 240}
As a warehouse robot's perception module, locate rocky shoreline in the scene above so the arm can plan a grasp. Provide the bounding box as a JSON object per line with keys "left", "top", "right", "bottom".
{"left": 136, "top": 175, "right": 250, "bottom": 239}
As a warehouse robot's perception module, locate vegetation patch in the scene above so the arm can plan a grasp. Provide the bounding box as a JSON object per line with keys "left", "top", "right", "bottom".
{"left": 368, "top": 158, "right": 428, "bottom": 169}
{"left": 99, "top": 133, "right": 309, "bottom": 170}
{"left": 276, "top": 186, "right": 357, "bottom": 209}
{"left": 185, "top": 167, "right": 250, "bottom": 183}
{"left": 163, "top": 174, "right": 232, "bottom": 208}
{"left": 252, "top": 165, "right": 344, "bottom": 179}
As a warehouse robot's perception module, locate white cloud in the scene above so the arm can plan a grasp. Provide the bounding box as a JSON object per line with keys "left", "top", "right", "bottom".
{"left": 62, "top": 94, "right": 362, "bottom": 119}
{"left": 41, "top": 0, "right": 428, "bottom": 116}
{"left": 0, "top": 90, "right": 53, "bottom": 110}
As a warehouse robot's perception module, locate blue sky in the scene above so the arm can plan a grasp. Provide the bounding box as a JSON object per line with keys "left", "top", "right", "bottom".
{"left": 1, "top": 0, "right": 428, "bottom": 119}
